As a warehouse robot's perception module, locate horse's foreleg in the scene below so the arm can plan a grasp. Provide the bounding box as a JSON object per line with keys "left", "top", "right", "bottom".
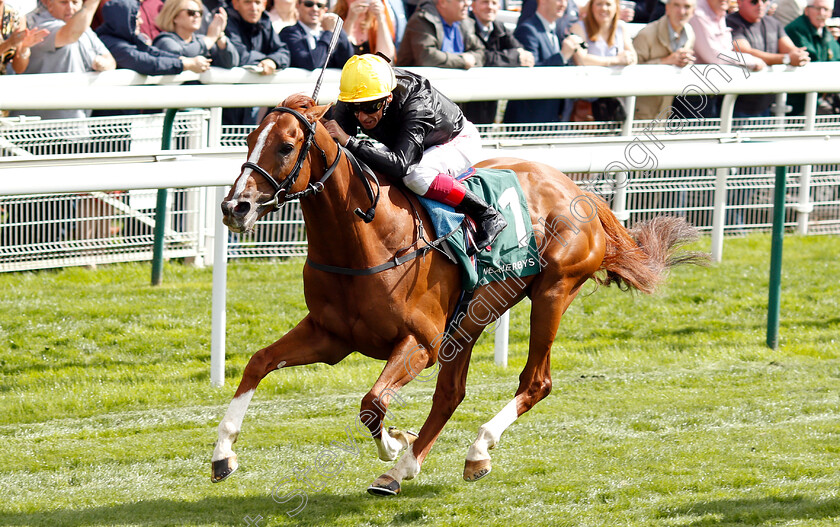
{"left": 368, "top": 334, "right": 475, "bottom": 496}
{"left": 211, "top": 315, "right": 351, "bottom": 483}
{"left": 358, "top": 335, "right": 433, "bottom": 462}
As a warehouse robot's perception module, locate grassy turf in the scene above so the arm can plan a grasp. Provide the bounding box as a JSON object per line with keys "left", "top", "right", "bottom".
{"left": 0, "top": 233, "right": 838, "bottom": 526}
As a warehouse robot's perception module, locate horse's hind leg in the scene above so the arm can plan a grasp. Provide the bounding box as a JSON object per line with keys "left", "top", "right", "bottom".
{"left": 211, "top": 315, "right": 351, "bottom": 482}
{"left": 464, "top": 276, "right": 584, "bottom": 482}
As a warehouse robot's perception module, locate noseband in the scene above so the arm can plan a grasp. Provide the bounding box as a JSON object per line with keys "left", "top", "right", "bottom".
{"left": 240, "top": 106, "right": 343, "bottom": 211}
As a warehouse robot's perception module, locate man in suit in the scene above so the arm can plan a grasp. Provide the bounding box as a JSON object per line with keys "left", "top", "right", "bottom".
{"left": 395, "top": 0, "right": 485, "bottom": 68}
{"left": 504, "top": 0, "right": 584, "bottom": 123}
{"left": 462, "top": 0, "right": 534, "bottom": 123}
{"left": 280, "top": 0, "right": 354, "bottom": 70}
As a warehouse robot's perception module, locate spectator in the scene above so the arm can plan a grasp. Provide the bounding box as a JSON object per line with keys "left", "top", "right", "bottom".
{"left": 224, "top": 0, "right": 290, "bottom": 124}
{"left": 9, "top": 0, "right": 110, "bottom": 119}
{"left": 633, "top": 0, "right": 667, "bottom": 22}
{"left": 267, "top": 0, "right": 298, "bottom": 32}
{"left": 1, "top": 0, "right": 49, "bottom": 75}
{"left": 568, "top": 0, "right": 637, "bottom": 120}
{"left": 690, "top": 0, "right": 766, "bottom": 66}
{"left": 632, "top": 0, "right": 696, "bottom": 119}
{"left": 619, "top": 0, "right": 637, "bottom": 21}
{"left": 773, "top": 0, "right": 807, "bottom": 25}
{"left": 324, "top": 54, "right": 507, "bottom": 252}
{"left": 570, "top": 0, "right": 638, "bottom": 66}
{"left": 683, "top": 0, "right": 765, "bottom": 117}
{"left": 200, "top": 0, "right": 227, "bottom": 33}
{"left": 516, "top": 0, "right": 579, "bottom": 36}
{"left": 225, "top": 0, "right": 290, "bottom": 71}
{"left": 97, "top": 0, "right": 211, "bottom": 73}
{"left": 785, "top": 0, "right": 840, "bottom": 114}
{"left": 727, "top": 0, "right": 809, "bottom": 117}
{"left": 384, "top": 0, "right": 406, "bottom": 49}
{"left": 504, "top": 0, "right": 584, "bottom": 123}
{"left": 395, "top": 0, "right": 484, "bottom": 68}
{"left": 139, "top": 0, "right": 165, "bottom": 41}
{"left": 333, "top": 0, "right": 396, "bottom": 59}
{"left": 153, "top": 0, "right": 238, "bottom": 68}
{"left": 279, "top": 0, "right": 354, "bottom": 69}
{"left": 463, "top": 0, "right": 534, "bottom": 123}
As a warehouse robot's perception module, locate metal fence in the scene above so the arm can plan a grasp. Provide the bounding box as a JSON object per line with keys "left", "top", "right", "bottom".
{"left": 1, "top": 112, "right": 838, "bottom": 272}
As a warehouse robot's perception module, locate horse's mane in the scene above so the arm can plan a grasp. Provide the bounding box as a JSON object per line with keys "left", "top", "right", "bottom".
{"left": 281, "top": 93, "right": 316, "bottom": 111}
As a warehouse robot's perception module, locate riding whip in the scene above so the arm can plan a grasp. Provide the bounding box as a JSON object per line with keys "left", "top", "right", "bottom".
{"left": 311, "top": 17, "right": 344, "bottom": 103}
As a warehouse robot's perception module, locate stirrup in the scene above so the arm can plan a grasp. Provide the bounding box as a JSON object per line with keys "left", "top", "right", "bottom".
{"left": 473, "top": 212, "right": 507, "bottom": 252}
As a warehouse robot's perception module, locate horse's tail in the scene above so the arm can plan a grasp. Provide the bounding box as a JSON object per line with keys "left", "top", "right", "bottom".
{"left": 590, "top": 193, "right": 710, "bottom": 294}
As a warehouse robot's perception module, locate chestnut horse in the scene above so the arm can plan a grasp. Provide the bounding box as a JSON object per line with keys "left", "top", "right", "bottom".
{"left": 211, "top": 94, "right": 705, "bottom": 495}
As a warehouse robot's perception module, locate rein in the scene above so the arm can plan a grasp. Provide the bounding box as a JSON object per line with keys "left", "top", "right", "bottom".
{"left": 242, "top": 105, "right": 449, "bottom": 276}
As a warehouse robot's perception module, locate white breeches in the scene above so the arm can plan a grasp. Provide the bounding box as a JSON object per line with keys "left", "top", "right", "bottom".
{"left": 402, "top": 120, "right": 483, "bottom": 196}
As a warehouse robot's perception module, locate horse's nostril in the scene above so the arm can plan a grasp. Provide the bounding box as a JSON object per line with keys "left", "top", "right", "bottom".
{"left": 234, "top": 202, "right": 251, "bottom": 216}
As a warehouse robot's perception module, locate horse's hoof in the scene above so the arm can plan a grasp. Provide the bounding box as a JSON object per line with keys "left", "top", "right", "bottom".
{"left": 367, "top": 474, "right": 401, "bottom": 496}
{"left": 211, "top": 455, "right": 238, "bottom": 483}
{"left": 387, "top": 426, "right": 418, "bottom": 448}
{"left": 463, "top": 458, "right": 491, "bottom": 482}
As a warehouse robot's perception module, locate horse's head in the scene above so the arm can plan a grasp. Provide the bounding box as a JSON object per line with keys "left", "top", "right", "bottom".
{"left": 221, "top": 94, "right": 332, "bottom": 233}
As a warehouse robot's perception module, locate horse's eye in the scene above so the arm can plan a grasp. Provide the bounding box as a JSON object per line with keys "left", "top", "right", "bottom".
{"left": 278, "top": 143, "right": 295, "bottom": 156}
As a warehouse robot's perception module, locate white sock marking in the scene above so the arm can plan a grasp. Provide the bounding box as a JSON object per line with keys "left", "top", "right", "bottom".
{"left": 375, "top": 427, "right": 404, "bottom": 461}
{"left": 466, "top": 398, "right": 519, "bottom": 461}
{"left": 385, "top": 447, "right": 421, "bottom": 482}
{"left": 212, "top": 389, "right": 255, "bottom": 461}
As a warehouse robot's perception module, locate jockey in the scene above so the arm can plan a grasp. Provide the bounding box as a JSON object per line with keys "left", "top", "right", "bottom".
{"left": 324, "top": 54, "right": 507, "bottom": 252}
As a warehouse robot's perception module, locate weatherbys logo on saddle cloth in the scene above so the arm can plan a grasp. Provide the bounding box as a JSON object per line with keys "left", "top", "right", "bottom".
{"left": 421, "top": 168, "right": 542, "bottom": 291}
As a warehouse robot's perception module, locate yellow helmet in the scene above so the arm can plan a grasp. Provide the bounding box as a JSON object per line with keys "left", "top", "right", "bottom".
{"left": 338, "top": 54, "right": 397, "bottom": 103}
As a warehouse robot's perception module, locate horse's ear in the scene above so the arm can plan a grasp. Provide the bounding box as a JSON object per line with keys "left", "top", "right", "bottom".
{"left": 306, "top": 103, "right": 332, "bottom": 123}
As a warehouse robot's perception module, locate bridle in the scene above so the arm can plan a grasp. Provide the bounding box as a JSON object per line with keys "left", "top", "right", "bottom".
{"left": 240, "top": 106, "right": 343, "bottom": 212}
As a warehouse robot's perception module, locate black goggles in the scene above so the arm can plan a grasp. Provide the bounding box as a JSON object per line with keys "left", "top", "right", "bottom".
{"left": 349, "top": 98, "right": 387, "bottom": 115}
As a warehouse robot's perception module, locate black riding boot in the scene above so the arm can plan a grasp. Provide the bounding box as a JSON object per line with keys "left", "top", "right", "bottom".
{"left": 455, "top": 189, "right": 508, "bottom": 252}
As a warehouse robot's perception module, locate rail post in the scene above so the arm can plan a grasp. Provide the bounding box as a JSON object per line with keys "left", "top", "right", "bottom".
{"left": 151, "top": 108, "right": 179, "bottom": 285}
{"left": 766, "top": 165, "right": 787, "bottom": 349}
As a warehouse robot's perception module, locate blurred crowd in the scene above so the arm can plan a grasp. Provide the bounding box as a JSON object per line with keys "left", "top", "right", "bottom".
{"left": 2, "top": 0, "right": 840, "bottom": 124}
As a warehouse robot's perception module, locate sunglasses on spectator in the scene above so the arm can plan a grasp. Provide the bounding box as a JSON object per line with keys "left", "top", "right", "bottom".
{"left": 182, "top": 8, "right": 202, "bottom": 16}
{"left": 749, "top": 0, "right": 768, "bottom": 4}
{"left": 350, "top": 98, "right": 387, "bottom": 115}
{"left": 302, "top": 0, "right": 327, "bottom": 8}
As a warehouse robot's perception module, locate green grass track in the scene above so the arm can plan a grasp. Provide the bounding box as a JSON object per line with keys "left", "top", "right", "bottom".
{"left": 0, "top": 233, "right": 838, "bottom": 526}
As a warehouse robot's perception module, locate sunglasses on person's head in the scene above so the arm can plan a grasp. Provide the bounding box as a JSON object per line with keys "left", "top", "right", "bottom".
{"left": 350, "top": 98, "right": 387, "bottom": 115}
{"left": 302, "top": 0, "right": 327, "bottom": 8}
{"left": 749, "top": 0, "right": 768, "bottom": 4}
{"left": 183, "top": 8, "right": 202, "bottom": 16}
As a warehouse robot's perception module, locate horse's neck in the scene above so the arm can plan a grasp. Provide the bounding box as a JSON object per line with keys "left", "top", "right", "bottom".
{"left": 299, "top": 156, "right": 413, "bottom": 267}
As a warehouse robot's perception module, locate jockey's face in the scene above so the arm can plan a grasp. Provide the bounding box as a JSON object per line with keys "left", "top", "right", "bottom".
{"left": 353, "top": 94, "right": 393, "bottom": 130}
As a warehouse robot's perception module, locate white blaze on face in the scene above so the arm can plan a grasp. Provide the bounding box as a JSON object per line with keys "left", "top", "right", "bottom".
{"left": 232, "top": 122, "right": 275, "bottom": 200}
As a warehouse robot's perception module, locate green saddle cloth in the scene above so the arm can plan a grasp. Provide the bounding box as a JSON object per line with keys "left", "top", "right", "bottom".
{"left": 420, "top": 167, "right": 542, "bottom": 291}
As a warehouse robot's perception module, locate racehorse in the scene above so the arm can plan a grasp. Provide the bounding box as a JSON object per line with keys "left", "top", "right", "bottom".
{"left": 211, "top": 93, "right": 706, "bottom": 495}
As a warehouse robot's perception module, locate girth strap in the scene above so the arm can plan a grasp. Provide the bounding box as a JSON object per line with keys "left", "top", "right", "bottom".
{"left": 306, "top": 227, "right": 459, "bottom": 276}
